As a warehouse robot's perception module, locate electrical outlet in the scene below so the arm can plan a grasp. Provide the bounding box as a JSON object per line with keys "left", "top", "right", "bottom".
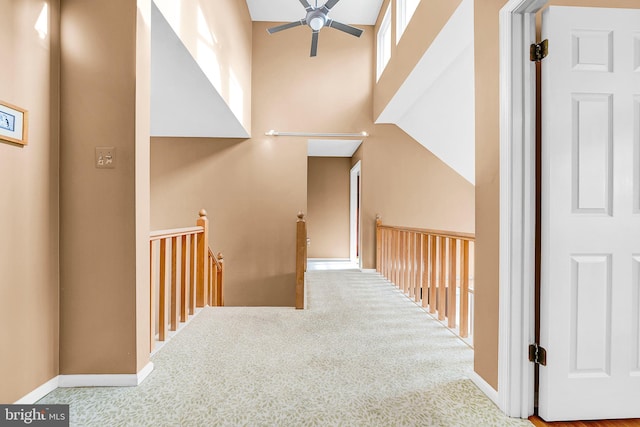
{"left": 95, "top": 147, "right": 116, "bottom": 169}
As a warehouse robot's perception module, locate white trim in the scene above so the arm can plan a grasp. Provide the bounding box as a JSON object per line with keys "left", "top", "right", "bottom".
{"left": 497, "top": 0, "right": 547, "bottom": 419}
{"left": 59, "top": 362, "right": 154, "bottom": 388}
{"left": 469, "top": 371, "right": 500, "bottom": 408}
{"left": 13, "top": 376, "right": 60, "bottom": 404}
{"left": 350, "top": 161, "right": 362, "bottom": 267}
{"left": 136, "top": 361, "right": 155, "bottom": 384}
{"left": 360, "top": 268, "right": 376, "bottom": 273}
{"left": 12, "top": 362, "right": 154, "bottom": 403}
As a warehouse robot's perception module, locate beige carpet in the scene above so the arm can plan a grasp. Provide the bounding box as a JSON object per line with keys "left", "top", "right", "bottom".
{"left": 39, "top": 270, "right": 532, "bottom": 426}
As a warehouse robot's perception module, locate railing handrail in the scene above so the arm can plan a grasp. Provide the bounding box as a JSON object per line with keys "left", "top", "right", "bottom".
{"left": 377, "top": 223, "right": 475, "bottom": 241}
{"left": 150, "top": 226, "right": 203, "bottom": 241}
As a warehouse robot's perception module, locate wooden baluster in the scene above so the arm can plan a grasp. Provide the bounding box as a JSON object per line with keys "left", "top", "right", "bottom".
{"left": 211, "top": 253, "right": 218, "bottom": 307}
{"left": 401, "top": 231, "right": 407, "bottom": 293}
{"left": 411, "top": 232, "right": 418, "bottom": 299}
{"left": 411, "top": 233, "right": 417, "bottom": 298}
{"left": 422, "top": 234, "right": 429, "bottom": 308}
{"left": 406, "top": 232, "right": 412, "bottom": 295}
{"left": 394, "top": 230, "right": 399, "bottom": 286}
{"left": 460, "top": 239, "right": 470, "bottom": 338}
{"left": 159, "top": 238, "right": 167, "bottom": 341}
{"left": 180, "top": 235, "right": 187, "bottom": 322}
{"left": 217, "top": 253, "right": 224, "bottom": 306}
{"left": 296, "top": 212, "right": 306, "bottom": 309}
{"left": 392, "top": 230, "right": 398, "bottom": 286}
{"left": 376, "top": 215, "right": 382, "bottom": 273}
{"left": 196, "top": 209, "right": 209, "bottom": 308}
{"left": 388, "top": 229, "right": 392, "bottom": 280}
{"left": 415, "top": 233, "right": 422, "bottom": 303}
{"left": 448, "top": 238, "right": 458, "bottom": 329}
{"left": 208, "top": 252, "right": 213, "bottom": 306}
{"left": 429, "top": 235, "right": 437, "bottom": 314}
{"left": 396, "top": 230, "right": 402, "bottom": 289}
{"left": 189, "top": 234, "right": 196, "bottom": 315}
{"left": 380, "top": 228, "right": 385, "bottom": 277}
{"left": 407, "top": 232, "right": 413, "bottom": 297}
{"left": 170, "top": 236, "right": 178, "bottom": 331}
{"left": 398, "top": 230, "right": 403, "bottom": 289}
{"left": 149, "top": 240, "right": 155, "bottom": 350}
{"left": 438, "top": 236, "right": 447, "bottom": 320}
{"left": 382, "top": 228, "right": 387, "bottom": 278}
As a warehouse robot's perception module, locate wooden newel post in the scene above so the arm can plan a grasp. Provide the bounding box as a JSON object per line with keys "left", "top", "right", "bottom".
{"left": 296, "top": 212, "right": 306, "bottom": 310}
{"left": 196, "top": 209, "right": 209, "bottom": 307}
{"left": 376, "top": 215, "right": 382, "bottom": 273}
{"left": 216, "top": 252, "right": 224, "bottom": 307}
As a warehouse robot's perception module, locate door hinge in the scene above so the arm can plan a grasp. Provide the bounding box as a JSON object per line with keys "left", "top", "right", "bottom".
{"left": 529, "top": 343, "right": 547, "bottom": 366}
{"left": 530, "top": 39, "right": 549, "bottom": 62}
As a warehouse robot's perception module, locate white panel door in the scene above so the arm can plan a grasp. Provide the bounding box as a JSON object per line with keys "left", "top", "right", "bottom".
{"left": 540, "top": 6, "right": 640, "bottom": 421}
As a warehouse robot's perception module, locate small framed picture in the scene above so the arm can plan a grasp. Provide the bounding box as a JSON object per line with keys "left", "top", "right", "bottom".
{"left": 0, "top": 101, "right": 28, "bottom": 146}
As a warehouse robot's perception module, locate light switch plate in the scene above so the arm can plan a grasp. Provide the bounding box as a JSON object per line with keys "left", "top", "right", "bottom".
{"left": 95, "top": 147, "right": 116, "bottom": 169}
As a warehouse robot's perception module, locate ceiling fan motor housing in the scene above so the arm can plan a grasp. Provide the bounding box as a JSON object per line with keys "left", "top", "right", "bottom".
{"left": 307, "top": 9, "right": 327, "bottom": 31}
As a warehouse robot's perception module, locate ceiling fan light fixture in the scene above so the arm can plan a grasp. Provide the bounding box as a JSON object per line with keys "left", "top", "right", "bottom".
{"left": 309, "top": 16, "right": 325, "bottom": 31}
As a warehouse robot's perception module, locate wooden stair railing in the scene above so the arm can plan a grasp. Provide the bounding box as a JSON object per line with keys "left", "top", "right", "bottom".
{"left": 376, "top": 216, "right": 475, "bottom": 341}
{"left": 296, "top": 212, "right": 307, "bottom": 309}
{"left": 149, "top": 209, "right": 224, "bottom": 351}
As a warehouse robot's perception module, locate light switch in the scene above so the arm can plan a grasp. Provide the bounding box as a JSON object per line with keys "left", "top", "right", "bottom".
{"left": 95, "top": 147, "right": 116, "bottom": 169}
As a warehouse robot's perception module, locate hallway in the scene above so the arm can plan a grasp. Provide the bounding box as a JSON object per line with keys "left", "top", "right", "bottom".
{"left": 39, "top": 270, "right": 531, "bottom": 426}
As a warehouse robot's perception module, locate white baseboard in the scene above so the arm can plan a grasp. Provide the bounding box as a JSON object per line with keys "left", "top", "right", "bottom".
{"left": 136, "top": 362, "right": 154, "bottom": 385}
{"left": 12, "top": 363, "right": 154, "bottom": 403}
{"left": 14, "top": 376, "right": 60, "bottom": 404}
{"left": 469, "top": 370, "right": 500, "bottom": 408}
{"left": 59, "top": 362, "right": 154, "bottom": 388}
{"left": 360, "top": 268, "right": 376, "bottom": 273}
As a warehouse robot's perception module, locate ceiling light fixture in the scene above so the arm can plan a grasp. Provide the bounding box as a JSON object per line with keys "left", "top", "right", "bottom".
{"left": 265, "top": 131, "right": 369, "bottom": 138}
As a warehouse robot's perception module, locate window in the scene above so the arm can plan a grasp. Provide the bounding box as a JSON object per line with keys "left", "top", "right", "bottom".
{"left": 376, "top": 4, "right": 392, "bottom": 81}
{"left": 396, "top": 0, "right": 420, "bottom": 43}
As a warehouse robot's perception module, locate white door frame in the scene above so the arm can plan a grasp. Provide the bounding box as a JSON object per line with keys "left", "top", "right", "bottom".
{"left": 350, "top": 161, "right": 362, "bottom": 267}
{"left": 497, "top": 0, "right": 547, "bottom": 418}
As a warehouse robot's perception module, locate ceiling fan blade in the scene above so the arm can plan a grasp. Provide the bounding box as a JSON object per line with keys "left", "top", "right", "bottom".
{"left": 310, "top": 31, "right": 319, "bottom": 57}
{"left": 322, "top": 0, "right": 341, "bottom": 11}
{"left": 267, "top": 20, "right": 305, "bottom": 34}
{"left": 299, "top": 0, "right": 313, "bottom": 11}
{"left": 327, "top": 20, "right": 363, "bottom": 37}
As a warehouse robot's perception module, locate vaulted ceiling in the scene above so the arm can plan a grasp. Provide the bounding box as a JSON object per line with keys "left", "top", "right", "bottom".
{"left": 245, "top": 0, "right": 384, "bottom": 25}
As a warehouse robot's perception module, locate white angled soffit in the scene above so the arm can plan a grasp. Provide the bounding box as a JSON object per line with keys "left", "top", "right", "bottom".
{"left": 307, "top": 139, "right": 363, "bottom": 157}
{"left": 376, "top": 0, "right": 475, "bottom": 184}
{"left": 150, "top": 3, "right": 250, "bottom": 138}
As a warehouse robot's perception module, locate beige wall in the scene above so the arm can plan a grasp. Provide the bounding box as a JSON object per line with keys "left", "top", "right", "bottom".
{"left": 307, "top": 157, "right": 351, "bottom": 259}
{"left": 0, "top": 0, "right": 60, "bottom": 404}
{"left": 59, "top": 0, "right": 150, "bottom": 375}
{"left": 153, "top": 0, "right": 252, "bottom": 133}
{"left": 373, "top": 0, "right": 462, "bottom": 120}
{"left": 357, "top": 125, "right": 475, "bottom": 270}
{"left": 473, "top": 0, "right": 640, "bottom": 391}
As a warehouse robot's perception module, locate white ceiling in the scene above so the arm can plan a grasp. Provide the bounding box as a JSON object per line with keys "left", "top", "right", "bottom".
{"left": 245, "top": 0, "right": 384, "bottom": 25}
{"left": 308, "top": 139, "right": 363, "bottom": 157}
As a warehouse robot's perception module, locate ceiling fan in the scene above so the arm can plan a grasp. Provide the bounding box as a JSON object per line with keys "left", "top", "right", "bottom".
{"left": 267, "top": 0, "right": 364, "bottom": 57}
